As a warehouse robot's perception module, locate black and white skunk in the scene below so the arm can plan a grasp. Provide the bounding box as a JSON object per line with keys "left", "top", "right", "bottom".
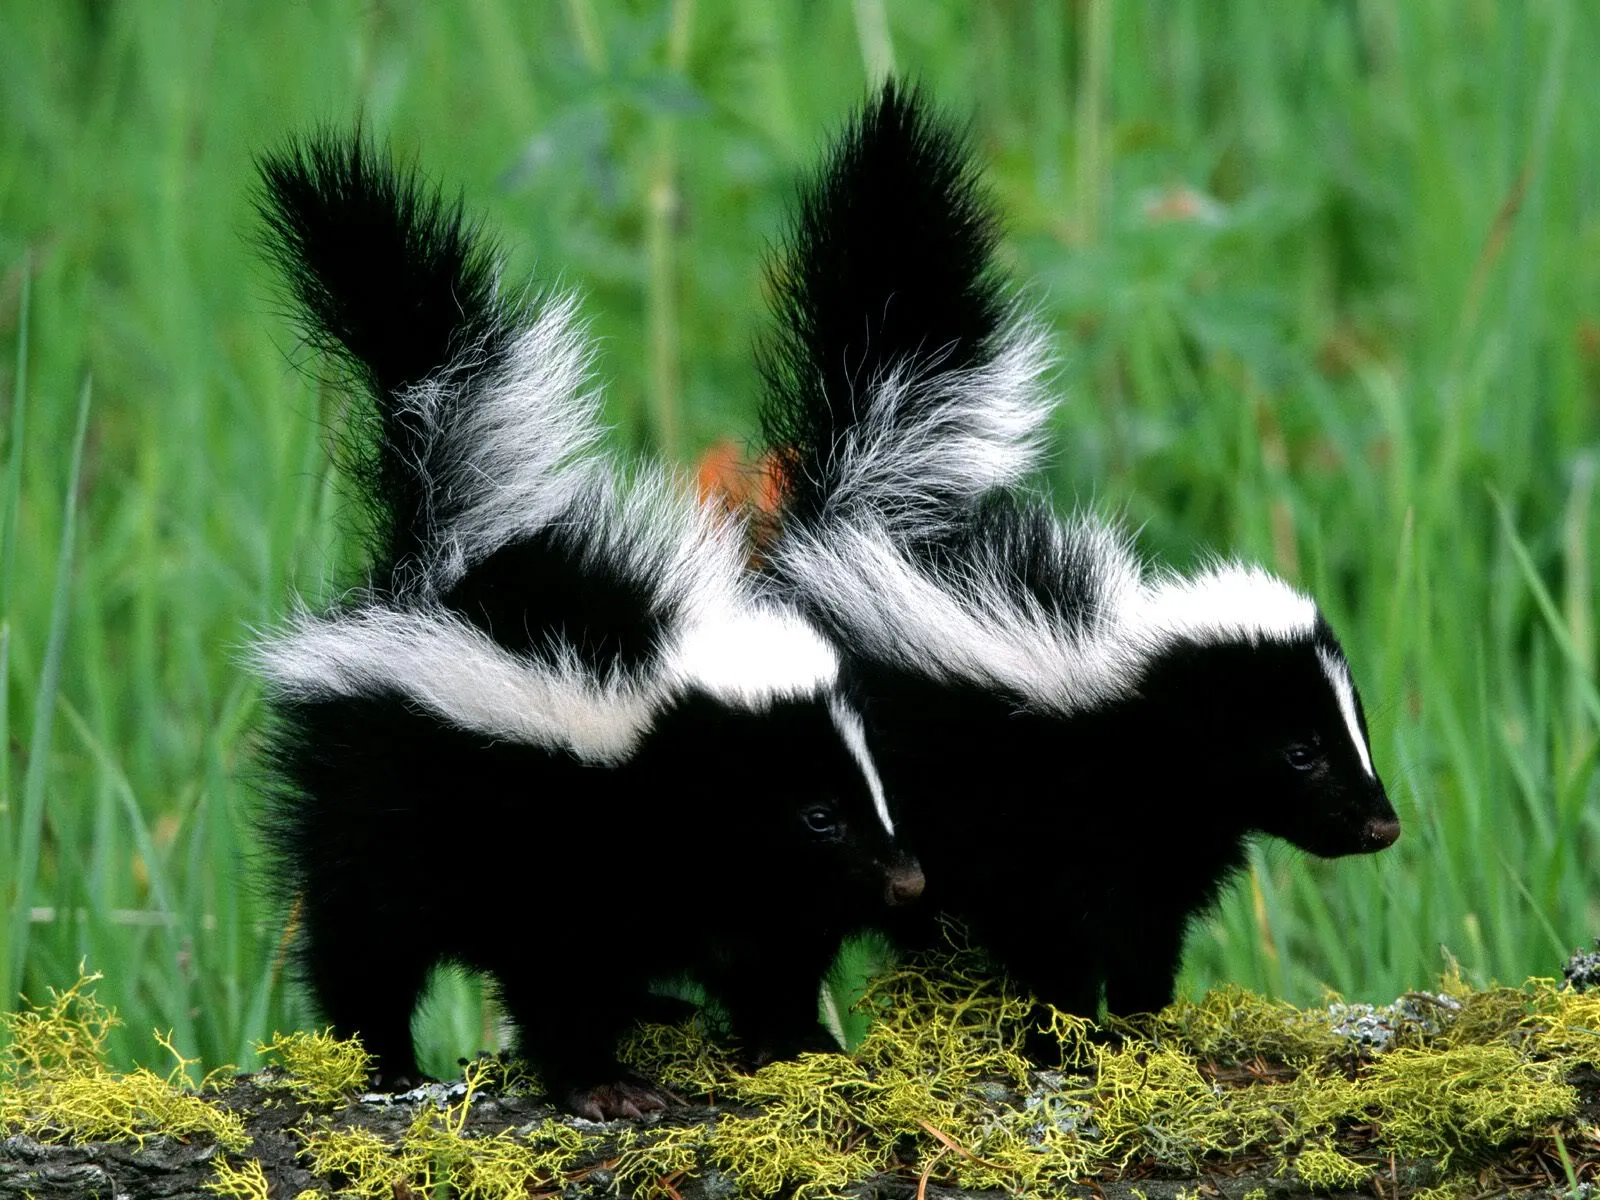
{"left": 757, "top": 84, "right": 1400, "bottom": 1022}
{"left": 251, "top": 132, "right": 924, "bottom": 1119}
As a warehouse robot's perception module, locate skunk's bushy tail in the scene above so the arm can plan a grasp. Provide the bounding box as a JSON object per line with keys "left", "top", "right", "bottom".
{"left": 259, "top": 133, "right": 609, "bottom": 599}
{"left": 758, "top": 82, "right": 1052, "bottom": 539}
{"left": 258, "top": 134, "right": 509, "bottom": 586}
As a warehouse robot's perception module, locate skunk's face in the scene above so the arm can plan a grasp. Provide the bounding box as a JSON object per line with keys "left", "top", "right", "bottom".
{"left": 1154, "top": 624, "right": 1399, "bottom": 858}
{"left": 652, "top": 692, "right": 923, "bottom": 912}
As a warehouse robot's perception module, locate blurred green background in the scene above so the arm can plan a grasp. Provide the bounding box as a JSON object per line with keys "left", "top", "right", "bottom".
{"left": 1, "top": 0, "right": 1597, "bottom": 1076}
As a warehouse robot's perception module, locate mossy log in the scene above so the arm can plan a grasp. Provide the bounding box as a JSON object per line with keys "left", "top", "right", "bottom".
{"left": 8, "top": 957, "right": 1600, "bottom": 1199}
{"left": 1, "top": 1068, "right": 1597, "bottom": 1199}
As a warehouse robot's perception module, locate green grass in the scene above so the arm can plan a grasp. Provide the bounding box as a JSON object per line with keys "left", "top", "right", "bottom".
{"left": 1, "top": 1, "right": 1596, "bottom": 1076}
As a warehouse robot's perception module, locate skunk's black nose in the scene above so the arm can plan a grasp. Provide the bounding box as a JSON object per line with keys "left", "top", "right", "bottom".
{"left": 1362, "top": 816, "right": 1401, "bottom": 849}
{"left": 886, "top": 859, "right": 925, "bottom": 906}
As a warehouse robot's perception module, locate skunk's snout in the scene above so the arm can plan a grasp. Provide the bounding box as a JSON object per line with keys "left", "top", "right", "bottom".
{"left": 885, "top": 857, "right": 926, "bottom": 906}
{"left": 1362, "top": 815, "right": 1401, "bottom": 850}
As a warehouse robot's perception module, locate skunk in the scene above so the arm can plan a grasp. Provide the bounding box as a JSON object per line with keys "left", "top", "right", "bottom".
{"left": 756, "top": 83, "right": 1400, "bottom": 1022}
{"left": 252, "top": 132, "right": 924, "bottom": 1120}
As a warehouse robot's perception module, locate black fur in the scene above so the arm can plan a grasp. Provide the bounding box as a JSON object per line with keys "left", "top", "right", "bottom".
{"left": 254, "top": 130, "right": 921, "bottom": 1116}
{"left": 914, "top": 492, "right": 1117, "bottom": 629}
{"left": 758, "top": 83, "right": 1400, "bottom": 1026}
{"left": 260, "top": 688, "right": 906, "bottom": 1099}
{"left": 442, "top": 528, "right": 668, "bottom": 673}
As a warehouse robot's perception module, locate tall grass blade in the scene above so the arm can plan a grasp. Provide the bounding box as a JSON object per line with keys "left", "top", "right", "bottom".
{"left": 0, "top": 250, "right": 29, "bottom": 988}
{"left": 849, "top": 0, "right": 895, "bottom": 84}
{"left": 1494, "top": 493, "right": 1600, "bottom": 732}
{"left": 644, "top": 0, "right": 695, "bottom": 458}
{"left": 1, "top": 251, "right": 29, "bottom": 618}
{"left": 1561, "top": 452, "right": 1596, "bottom": 761}
{"left": 6, "top": 374, "right": 91, "bottom": 1003}
{"left": 1074, "top": 0, "right": 1111, "bottom": 245}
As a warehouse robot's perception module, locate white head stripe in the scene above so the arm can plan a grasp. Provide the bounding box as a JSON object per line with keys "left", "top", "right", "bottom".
{"left": 828, "top": 698, "right": 894, "bottom": 836}
{"left": 1317, "top": 647, "right": 1375, "bottom": 778}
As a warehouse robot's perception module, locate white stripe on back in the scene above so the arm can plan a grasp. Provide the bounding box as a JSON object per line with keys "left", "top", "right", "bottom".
{"left": 254, "top": 606, "right": 658, "bottom": 764}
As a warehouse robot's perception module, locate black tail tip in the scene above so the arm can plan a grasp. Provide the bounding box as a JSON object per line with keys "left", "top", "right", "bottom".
{"left": 255, "top": 125, "right": 508, "bottom": 403}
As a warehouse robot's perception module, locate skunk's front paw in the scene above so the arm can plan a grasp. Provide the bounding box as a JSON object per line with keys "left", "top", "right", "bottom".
{"left": 566, "top": 1076, "right": 674, "bottom": 1122}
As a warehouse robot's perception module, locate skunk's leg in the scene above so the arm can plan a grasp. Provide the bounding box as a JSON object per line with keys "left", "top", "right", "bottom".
{"left": 1019, "top": 961, "right": 1103, "bottom": 1024}
{"left": 1102, "top": 922, "right": 1185, "bottom": 1018}
{"left": 967, "top": 922, "right": 1107, "bottom": 1063}
{"left": 496, "top": 976, "right": 671, "bottom": 1121}
{"left": 968, "top": 913, "right": 1102, "bottom": 1018}
{"left": 298, "top": 896, "right": 429, "bottom": 1087}
{"left": 711, "top": 939, "right": 842, "bottom": 1064}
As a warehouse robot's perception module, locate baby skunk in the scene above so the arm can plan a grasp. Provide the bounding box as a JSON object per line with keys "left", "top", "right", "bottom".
{"left": 252, "top": 131, "right": 924, "bottom": 1119}
{"left": 756, "top": 83, "right": 1400, "bottom": 1022}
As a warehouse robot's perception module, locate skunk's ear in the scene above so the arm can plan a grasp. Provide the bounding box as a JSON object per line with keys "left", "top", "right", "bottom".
{"left": 758, "top": 80, "right": 1051, "bottom": 537}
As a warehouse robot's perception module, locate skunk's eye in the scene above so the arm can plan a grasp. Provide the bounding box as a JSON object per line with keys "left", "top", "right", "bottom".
{"left": 1284, "top": 743, "right": 1321, "bottom": 771}
{"left": 802, "top": 805, "right": 839, "bottom": 836}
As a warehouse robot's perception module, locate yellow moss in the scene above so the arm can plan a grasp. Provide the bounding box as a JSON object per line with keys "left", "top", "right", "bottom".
{"left": 206, "top": 1155, "right": 272, "bottom": 1199}
{"left": 1360, "top": 1044, "right": 1575, "bottom": 1166}
{"left": 299, "top": 1125, "right": 398, "bottom": 1198}
{"left": 1529, "top": 983, "right": 1600, "bottom": 1067}
{"left": 404, "top": 1059, "right": 590, "bottom": 1197}
{"left": 700, "top": 1052, "right": 891, "bottom": 1198}
{"left": 298, "top": 1058, "right": 591, "bottom": 1199}
{"left": 1090, "top": 1035, "right": 1282, "bottom": 1170}
{"left": 613, "top": 1122, "right": 712, "bottom": 1198}
{"left": 1280, "top": 1067, "right": 1362, "bottom": 1140}
{"left": 0, "top": 972, "right": 249, "bottom": 1153}
{"left": 1293, "top": 1143, "right": 1371, "bottom": 1190}
{"left": 1409, "top": 1180, "right": 1474, "bottom": 1200}
{"left": 708, "top": 1108, "right": 880, "bottom": 1200}
{"left": 942, "top": 1093, "right": 1099, "bottom": 1194}
{"left": 256, "top": 1028, "right": 372, "bottom": 1108}
{"left": 1436, "top": 981, "right": 1538, "bottom": 1049}
{"left": 1159, "top": 985, "right": 1341, "bottom": 1064}
{"left": 1, "top": 971, "right": 118, "bottom": 1076}
{"left": 856, "top": 952, "right": 1037, "bottom": 1092}
{"left": 620, "top": 1014, "right": 740, "bottom": 1095}
{"left": 13, "top": 953, "right": 1600, "bottom": 1198}
{"left": 614, "top": 943, "right": 1593, "bottom": 1195}
{"left": 624, "top": 943, "right": 1087, "bottom": 1199}
{"left": 1036, "top": 1004, "right": 1098, "bottom": 1069}
{"left": 475, "top": 1051, "right": 544, "bottom": 1097}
